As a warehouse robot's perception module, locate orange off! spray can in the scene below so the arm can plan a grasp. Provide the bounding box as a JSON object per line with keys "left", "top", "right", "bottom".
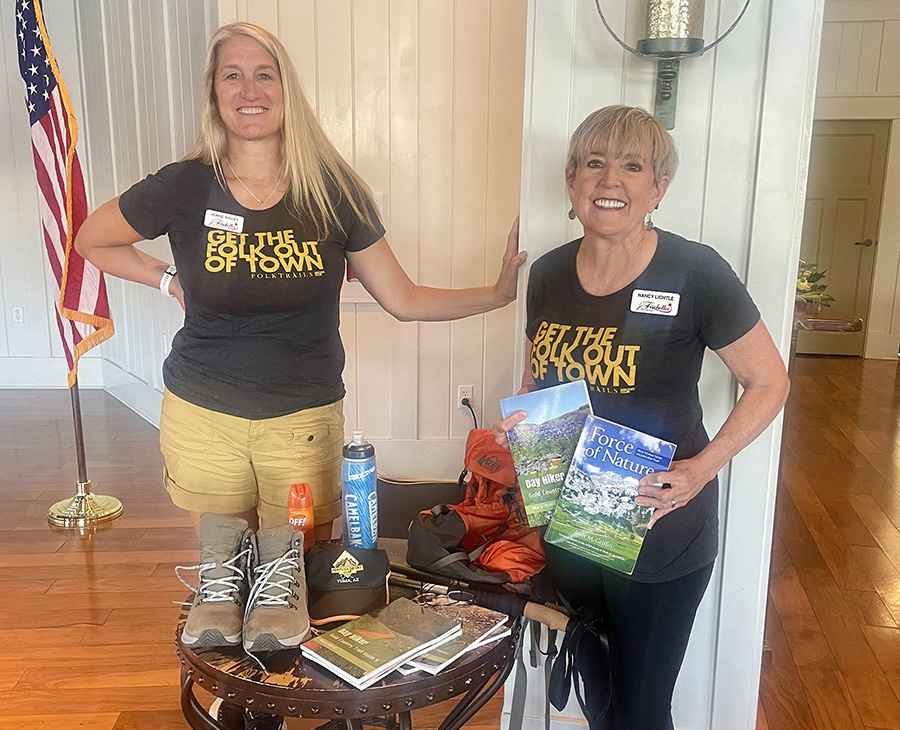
{"left": 288, "top": 482, "right": 315, "bottom": 551}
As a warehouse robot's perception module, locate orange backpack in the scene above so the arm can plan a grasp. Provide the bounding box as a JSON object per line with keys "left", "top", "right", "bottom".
{"left": 406, "top": 429, "right": 545, "bottom": 588}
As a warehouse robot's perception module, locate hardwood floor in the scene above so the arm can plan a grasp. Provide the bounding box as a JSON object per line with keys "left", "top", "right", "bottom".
{"left": 760, "top": 355, "right": 900, "bottom": 730}
{"left": 0, "top": 388, "right": 501, "bottom": 730}
{"left": 3, "top": 354, "right": 900, "bottom": 729}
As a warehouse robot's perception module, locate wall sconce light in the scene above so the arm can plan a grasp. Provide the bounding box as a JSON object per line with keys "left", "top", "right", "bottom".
{"left": 594, "top": 0, "right": 752, "bottom": 129}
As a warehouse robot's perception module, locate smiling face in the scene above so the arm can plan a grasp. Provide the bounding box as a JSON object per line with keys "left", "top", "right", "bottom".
{"left": 213, "top": 35, "right": 284, "bottom": 145}
{"left": 566, "top": 147, "right": 669, "bottom": 243}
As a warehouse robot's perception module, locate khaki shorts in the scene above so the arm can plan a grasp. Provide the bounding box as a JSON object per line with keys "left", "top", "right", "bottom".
{"left": 159, "top": 389, "right": 345, "bottom": 524}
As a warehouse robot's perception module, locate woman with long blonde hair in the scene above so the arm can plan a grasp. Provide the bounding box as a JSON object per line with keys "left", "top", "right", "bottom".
{"left": 76, "top": 22, "right": 523, "bottom": 661}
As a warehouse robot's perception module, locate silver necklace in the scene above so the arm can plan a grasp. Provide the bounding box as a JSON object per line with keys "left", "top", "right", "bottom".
{"left": 225, "top": 159, "right": 284, "bottom": 205}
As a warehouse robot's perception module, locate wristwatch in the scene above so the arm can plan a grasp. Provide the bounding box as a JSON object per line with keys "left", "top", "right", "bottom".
{"left": 159, "top": 264, "right": 177, "bottom": 297}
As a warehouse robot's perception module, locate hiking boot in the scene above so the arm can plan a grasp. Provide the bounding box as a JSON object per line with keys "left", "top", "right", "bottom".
{"left": 243, "top": 524, "right": 310, "bottom": 652}
{"left": 177, "top": 513, "right": 254, "bottom": 647}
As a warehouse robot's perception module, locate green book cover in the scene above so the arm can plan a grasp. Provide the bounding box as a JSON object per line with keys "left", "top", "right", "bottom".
{"left": 545, "top": 415, "right": 677, "bottom": 574}
{"left": 300, "top": 597, "right": 461, "bottom": 689}
{"left": 500, "top": 380, "right": 592, "bottom": 526}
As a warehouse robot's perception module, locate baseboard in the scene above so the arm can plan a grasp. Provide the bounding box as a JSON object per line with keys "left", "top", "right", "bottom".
{"left": 101, "top": 360, "right": 162, "bottom": 428}
{"left": 501, "top": 713, "right": 589, "bottom": 730}
{"left": 0, "top": 356, "right": 103, "bottom": 387}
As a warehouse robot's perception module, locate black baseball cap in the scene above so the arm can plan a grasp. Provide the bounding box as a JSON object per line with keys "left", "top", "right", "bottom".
{"left": 305, "top": 543, "right": 390, "bottom": 626}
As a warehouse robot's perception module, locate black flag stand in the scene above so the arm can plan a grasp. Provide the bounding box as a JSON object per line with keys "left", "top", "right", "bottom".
{"left": 47, "top": 377, "right": 123, "bottom": 527}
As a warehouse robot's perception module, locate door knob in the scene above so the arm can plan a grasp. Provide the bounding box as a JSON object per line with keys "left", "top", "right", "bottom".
{"left": 855, "top": 238, "right": 875, "bottom": 247}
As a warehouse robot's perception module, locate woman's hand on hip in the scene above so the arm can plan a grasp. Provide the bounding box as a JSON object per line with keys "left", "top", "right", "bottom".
{"left": 491, "top": 409, "right": 527, "bottom": 448}
{"left": 634, "top": 456, "right": 714, "bottom": 528}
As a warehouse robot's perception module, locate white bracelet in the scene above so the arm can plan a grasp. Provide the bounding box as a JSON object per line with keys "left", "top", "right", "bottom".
{"left": 159, "top": 264, "right": 177, "bottom": 297}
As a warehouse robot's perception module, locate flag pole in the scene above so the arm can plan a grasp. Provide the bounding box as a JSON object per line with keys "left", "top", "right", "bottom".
{"left": 47, "top": 377, "right": 123, "bottom": 527}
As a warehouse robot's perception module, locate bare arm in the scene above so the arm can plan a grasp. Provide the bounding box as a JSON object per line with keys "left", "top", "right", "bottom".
{"left": 75, "top": 197, "right": 184, "bottom": 307}
{"left": 346, "top": 218, "right": 525, "bottom": 322}
{"left": 636, "top": 319, "right": 790, "bottom": 526}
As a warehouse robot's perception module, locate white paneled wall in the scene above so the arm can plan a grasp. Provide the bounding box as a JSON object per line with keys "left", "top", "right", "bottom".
{"left": 816, "top": 0, "right": 900, "bottom": 117}
{"left": 217, "top": 0, "right": 527, "bottom": 476}
{"left": 62, "top": 0, "right": 216, "bottom": 422}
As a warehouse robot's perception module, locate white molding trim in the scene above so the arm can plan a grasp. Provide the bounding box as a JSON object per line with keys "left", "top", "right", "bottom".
{"left": 824, "top": 0, "right": 900, "bottom": 22}
{"left": 815, "top": 96, "right": 900, "bottom": 119}
{"left": 101, "top": 359, "right": 162, "bottom": 429}
{"left": 0, "top": 356, "right": 103, "bottom": 388}
{"left": 502, "top": 714, "right": 588, "bottom": 730}
{"left": 711, "top": 0, "right": 825, "bottom": 728}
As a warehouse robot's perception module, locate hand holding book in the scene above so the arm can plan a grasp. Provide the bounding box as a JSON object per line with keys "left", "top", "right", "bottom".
{"left": 491, "top": 408, "right": 527, "bottom": 448}
{"left": 635, "top": 454, "right": 717, "bottom": 528}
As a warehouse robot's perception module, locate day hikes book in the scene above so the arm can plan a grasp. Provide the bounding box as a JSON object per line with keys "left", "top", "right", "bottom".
{"left": 300, "top": 597, "right": 461, "bottom": 689}
{"left": 400, "top": 600, "right": 509, "bottom": 675}
{"left": 544, "top": 415, "right": 677, "bottom": 575}
{"left": 500, "top": 380, "right": 592, "bottom": 526}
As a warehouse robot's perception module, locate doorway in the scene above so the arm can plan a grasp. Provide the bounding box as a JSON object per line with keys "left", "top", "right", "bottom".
{"left": 797, "top": 120, "right": 890, "bottom": 355}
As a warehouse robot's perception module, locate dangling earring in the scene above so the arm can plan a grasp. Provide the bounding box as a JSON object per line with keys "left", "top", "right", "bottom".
{"left": 644, "top": 212, "right": 654, "bottom": 231}
{"left": 568, "top": 206, "right": 577, "bottom": 221}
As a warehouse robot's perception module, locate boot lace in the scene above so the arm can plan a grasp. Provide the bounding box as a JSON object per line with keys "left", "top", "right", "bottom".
{"left": 245, "top": 548, "right": 301, "bottom": 617}
{"left": 175, "top": 546, "right": 252, "bottom": 604}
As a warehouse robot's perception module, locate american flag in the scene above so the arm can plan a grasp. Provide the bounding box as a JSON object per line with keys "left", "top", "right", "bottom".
{"left": 15, "top": 0, "right": 113, "bottom": 386}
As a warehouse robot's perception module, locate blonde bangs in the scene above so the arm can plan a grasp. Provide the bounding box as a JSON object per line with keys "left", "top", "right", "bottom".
{"left": 567, "top": 105, "right": 678, "bottom": 183}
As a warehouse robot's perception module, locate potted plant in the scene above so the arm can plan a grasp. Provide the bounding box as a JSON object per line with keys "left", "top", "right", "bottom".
{"left": 796, "top": 260, "right": 835, "bottom": 315}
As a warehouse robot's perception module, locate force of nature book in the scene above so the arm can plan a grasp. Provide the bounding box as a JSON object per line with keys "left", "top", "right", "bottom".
{"left": 397, "top": 600, "right": 509, "bottom": 675}
{"left": 300, "top": 597, "right": 461, "bottom": 689}
{"left": 499, "top": 380, "right": 592, "bottom": 526}
{"left": 544, "top": 415, "right": 677, "bottom": 575}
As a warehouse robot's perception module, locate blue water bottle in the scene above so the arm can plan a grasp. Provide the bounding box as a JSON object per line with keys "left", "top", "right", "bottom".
{"left": 341, "top": 430, "right": 378, "bottom": 549}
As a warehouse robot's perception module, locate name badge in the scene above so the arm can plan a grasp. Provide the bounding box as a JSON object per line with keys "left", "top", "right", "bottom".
{"left": 630, "top": 289, "right": 680, "bottom": 317}
{"left": 204, "top": 209, "right": 244, "bottom": 233}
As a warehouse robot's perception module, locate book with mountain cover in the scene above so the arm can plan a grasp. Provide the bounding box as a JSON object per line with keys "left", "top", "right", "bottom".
{"left": 300, "top": 597, "right": 461, "bottom": 689}
{"left": 499, "top": 380, "right": 592, "bottom": 526}
{"left": 399, "top": 599, "right": 509, "bottom": 675}
{"left": 545, "top": 415, "right": 677, "bottom": 574}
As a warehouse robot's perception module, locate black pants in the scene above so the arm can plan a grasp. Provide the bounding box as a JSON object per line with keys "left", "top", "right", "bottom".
{"left": 546, "top": 545, "right": 714, "bottom": 730}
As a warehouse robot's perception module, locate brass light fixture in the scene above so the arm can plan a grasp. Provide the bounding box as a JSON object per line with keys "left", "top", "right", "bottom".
{"left": 595, "top": 0, "right": 752, "bottom": 129}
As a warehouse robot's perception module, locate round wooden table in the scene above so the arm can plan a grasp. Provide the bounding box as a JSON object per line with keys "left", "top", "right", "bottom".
{"left": 176, "top": 606, "right": 520, "bottom": 730}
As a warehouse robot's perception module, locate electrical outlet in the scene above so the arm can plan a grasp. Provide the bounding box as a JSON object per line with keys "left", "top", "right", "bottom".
{"left": 12, "top": 307, "right": 24, "bottom": 323}
{"left": 457, "top": 385, "right": 473, "bottom": 410}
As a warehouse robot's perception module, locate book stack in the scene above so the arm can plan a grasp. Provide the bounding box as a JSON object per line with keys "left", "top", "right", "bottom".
{"left": 300, "top": 597, "right": 463, "bottom": 689}
{"left": 501, "top": 382, "right": 676, "bottom": 575}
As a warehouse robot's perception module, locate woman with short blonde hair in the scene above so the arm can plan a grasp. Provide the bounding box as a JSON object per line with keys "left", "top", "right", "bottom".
{"left": 495, "top": 105, "right": 788, "bottom": 729}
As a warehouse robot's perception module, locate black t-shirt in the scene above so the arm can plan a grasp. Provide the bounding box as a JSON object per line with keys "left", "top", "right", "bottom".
{"left": 119, "top": 159, "right": 385, "bottom": 419}
{"left": 526, "top": 230, "right": 760, "bottom": 582}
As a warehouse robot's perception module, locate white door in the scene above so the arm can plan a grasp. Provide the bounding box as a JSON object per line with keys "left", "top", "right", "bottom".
{"left": 797, "top": 120, "right": 889, "bottom": 355}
